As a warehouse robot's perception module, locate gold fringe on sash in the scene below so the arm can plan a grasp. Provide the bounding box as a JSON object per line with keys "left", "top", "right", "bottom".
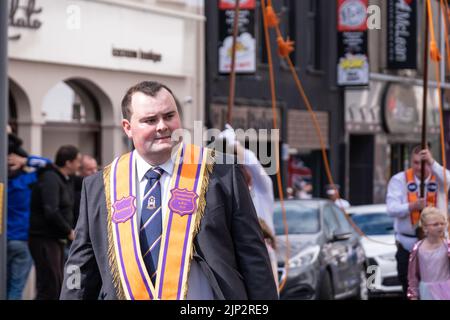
{"left": 181, "top": 148, "right": 216, "bottom": 299}
{"left": 103, "top": 163, "right": 126, "bottom": 300}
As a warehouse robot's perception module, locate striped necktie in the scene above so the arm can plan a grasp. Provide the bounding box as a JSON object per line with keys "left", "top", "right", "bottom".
{"left": 139, "top": 166, "right": 163, "bottom": 283}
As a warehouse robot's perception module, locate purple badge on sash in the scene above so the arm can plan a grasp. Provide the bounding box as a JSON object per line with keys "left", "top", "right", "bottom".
{"left": 168, "top": 188, "right": 198, "bottom": 216}
{"left": 112, "top": 196, "right": 136, "bottom": 223}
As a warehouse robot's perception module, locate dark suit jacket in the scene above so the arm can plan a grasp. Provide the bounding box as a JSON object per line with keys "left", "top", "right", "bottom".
{"left": 60, "top": 158, "right": 278, "bottom": 300}
{"left": 29, "top": 166, "right": 74, "bottom": 239}
{"left": 71, "top": 175, "right": 84, "bottom": 229}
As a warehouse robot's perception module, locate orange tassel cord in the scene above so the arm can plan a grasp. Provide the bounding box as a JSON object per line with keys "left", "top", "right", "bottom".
{"left": 430, "top": 40, "right": 441, "bottom": 62}
{"left": 427, "top": 0, "right": 441, "bottom": 61}
{"left": 265, "top": 5, "right": 279, "bottom": 28}
{"left": 277, "top": 36, "right": 294, "bottom": 57}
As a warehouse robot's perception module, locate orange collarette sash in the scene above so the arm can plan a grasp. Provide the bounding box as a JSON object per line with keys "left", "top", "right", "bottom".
{"left": 405, "top": 168, "right": 437, "bottom": 226}
{"left": 103, "top": 144, "right": 214, "bottom": 300}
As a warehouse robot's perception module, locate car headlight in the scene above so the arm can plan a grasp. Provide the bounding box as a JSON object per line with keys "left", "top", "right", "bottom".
{"left": 379, "top": 253, "right": 396, "bottom": 262}
{"left": 288, "top": 245, "right": 320, "bottom": 268}
{"left": 355, "top": 245, "right": 366, "bottom": 264}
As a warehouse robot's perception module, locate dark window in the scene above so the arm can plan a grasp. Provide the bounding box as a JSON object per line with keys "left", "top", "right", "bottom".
{"left": 258, "top": 0, "right": 297, "bottom": 66}
{"left": 258, "top": 0, "right": 269, "bottom": 64}
{"left": 307, "top": 0, "right": 321, "bottom": 70}
{"left": 282, "top": 0, "right": 297, "bottom": 65}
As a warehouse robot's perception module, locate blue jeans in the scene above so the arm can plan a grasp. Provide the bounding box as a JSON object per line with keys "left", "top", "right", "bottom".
{"left": 7, "top": 240, "right": 33, "bottom": 300}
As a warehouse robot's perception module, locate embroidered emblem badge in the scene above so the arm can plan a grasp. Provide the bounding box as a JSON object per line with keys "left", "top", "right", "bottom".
{"left": 112, "top": 196, "right": 136, "bottom": 224}
{"left": 168, "top": 188, "right": 198, "bottom": 216}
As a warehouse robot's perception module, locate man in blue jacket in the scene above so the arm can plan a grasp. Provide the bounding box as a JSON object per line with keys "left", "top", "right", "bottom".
{"left": 7, "top": 130, "right": 51, "bottom": 299}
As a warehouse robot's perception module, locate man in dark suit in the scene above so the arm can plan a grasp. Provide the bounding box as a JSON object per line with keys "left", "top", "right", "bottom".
{"left": 61, "top": 81, "right": 278, "bottom": 300}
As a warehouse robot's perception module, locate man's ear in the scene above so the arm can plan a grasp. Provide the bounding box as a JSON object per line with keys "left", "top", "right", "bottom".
{"left": 122, "top": 119, "right": 132, "bottom": 138}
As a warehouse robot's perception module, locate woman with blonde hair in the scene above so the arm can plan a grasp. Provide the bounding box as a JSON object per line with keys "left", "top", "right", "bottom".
{"left": 407, "top": 207, "right": 450, "bottom": 300}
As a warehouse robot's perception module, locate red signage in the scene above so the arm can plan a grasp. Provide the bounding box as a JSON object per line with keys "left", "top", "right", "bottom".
{"left": 337, "top": 0, "right": 368, "bottom": 32}
{"left": 219, "top": 0, "right": 256, "bottom": 10}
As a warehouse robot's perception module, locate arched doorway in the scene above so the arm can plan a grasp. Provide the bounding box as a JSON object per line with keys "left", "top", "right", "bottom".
{"left": 9, "top": 90, "right": 17, "bottom": 133}
{"left": 8, "top": 78, "right": 32, "bottom": 149}
{"left": 8, "top": 90, "right": 17, "bottom": 134}
{"left": 41, "top": 78, "right": 111, "bottom": 166}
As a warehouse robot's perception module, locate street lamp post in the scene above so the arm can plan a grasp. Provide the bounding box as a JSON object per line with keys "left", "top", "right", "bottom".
{"left": 0, "top": 0, "right": 9, "bottom": 300}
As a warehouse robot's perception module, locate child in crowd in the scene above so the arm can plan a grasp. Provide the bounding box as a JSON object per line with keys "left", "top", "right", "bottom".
{"left": 407, "top": 207, "right": 450, "bottom": 300}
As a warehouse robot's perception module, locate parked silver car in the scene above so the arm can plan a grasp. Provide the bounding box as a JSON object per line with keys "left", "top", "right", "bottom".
{"left": 274, "top": 199, "right": 367, "bottom": 300}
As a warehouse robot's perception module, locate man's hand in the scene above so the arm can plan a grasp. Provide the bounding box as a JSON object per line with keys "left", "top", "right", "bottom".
{"left": 68, "top": 229, "right": 75, "bottom": 241}
{"left": 218, "top": 123, "right": 237, "bottom": 146}
{"left": 419, "top": 149, "right": 434, "bottom": 166}
{"left": 409, "top": 198, "right": 426, "bottom": 212}
{"left": 8, "top": 153, "right": 27, "bottom": 171}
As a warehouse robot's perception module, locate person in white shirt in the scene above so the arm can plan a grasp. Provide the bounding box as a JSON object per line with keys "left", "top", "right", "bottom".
{"left": 326, "top": 184, "right": 351, "bottom": 209}
{"left": 386, "top": 146, "right": 450, "bottom": 297}
{"left": 296, "top": 180, "right": 313, "bottom": 199}
{"left": 219, "top": 124, "right": 278, "bottom": 288}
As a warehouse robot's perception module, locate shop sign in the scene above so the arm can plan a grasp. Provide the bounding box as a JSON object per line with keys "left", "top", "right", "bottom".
{"left": 218, "top": 0, "right": 256, "bottom": 73}
{"left": 8, "top": 0, "right": 43, "bottom": 41}
{"left": 337, "top": 0, "right": 369, "bottom": 86}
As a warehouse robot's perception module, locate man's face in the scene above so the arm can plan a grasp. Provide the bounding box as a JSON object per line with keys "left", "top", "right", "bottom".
{"left": 326, "top": 189, "right": 338, "bottom": 201}
{"left": 411, "top": 153, "right": 431, "bottom": 179}
{"left": 81, "top": 158, "right": 98, "bottom": 177}
{"left": 66, "top": 153, "right": 82, "bottom": 175}
{"left": 122, "top": 89, "right": 182, "bottom": 164}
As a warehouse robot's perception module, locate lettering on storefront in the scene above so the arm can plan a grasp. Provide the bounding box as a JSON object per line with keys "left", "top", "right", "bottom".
{"left": 8, "top": 0, "right": 43, "bottom": 41}
{"left": 387, "top": 0, "right": 417, "bottom": 69}
{"left": 112, "top": 48, "right": 162, "bottom": 63}
{"left": 393, "top": 2, "right": 411, "bottom": 62}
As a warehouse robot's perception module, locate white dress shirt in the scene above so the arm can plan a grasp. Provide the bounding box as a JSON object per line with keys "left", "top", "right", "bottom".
{"left": 243, "top": 148, "right": 275, "bottom": 235}
{"left": 242, "top": 148, "right": 279, "bottom": 290}
{"left": 386, "top": 161, "right": 450, "bottom": 251}
{"left": 134, "top": 150, "right": 214, "bottom": 299}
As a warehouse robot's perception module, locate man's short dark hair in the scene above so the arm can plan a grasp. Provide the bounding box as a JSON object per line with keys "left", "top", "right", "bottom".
{"left": 121, "top": 81, "right": 181, "bottom": 121}
{"left": 8, "top": 133, "right": 28, "bottom": 157}
{"left": 55, "top": 145, "right": 80, "bottom": 167}
{"left": 411, "top": 142, "right": 431, "bottom": 155}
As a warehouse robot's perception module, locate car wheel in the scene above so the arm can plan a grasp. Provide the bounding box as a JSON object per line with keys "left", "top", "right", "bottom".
{"left": 356, "top": 268, "right": 369, "bottom": 300}
{"left": 317, "top": 271, "right": 334, "bottom": 300}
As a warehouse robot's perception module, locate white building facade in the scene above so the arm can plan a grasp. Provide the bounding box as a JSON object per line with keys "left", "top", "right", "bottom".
{"left": 8, "top": 0, "right": 205, "bottom": 165}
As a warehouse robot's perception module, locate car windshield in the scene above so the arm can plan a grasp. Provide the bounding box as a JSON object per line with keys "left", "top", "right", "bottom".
{"left": 350, "top": 212, "right": 394, "bottom": 235}
{"left": 274, "top": 202, "right": 320, "bottom": 235}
